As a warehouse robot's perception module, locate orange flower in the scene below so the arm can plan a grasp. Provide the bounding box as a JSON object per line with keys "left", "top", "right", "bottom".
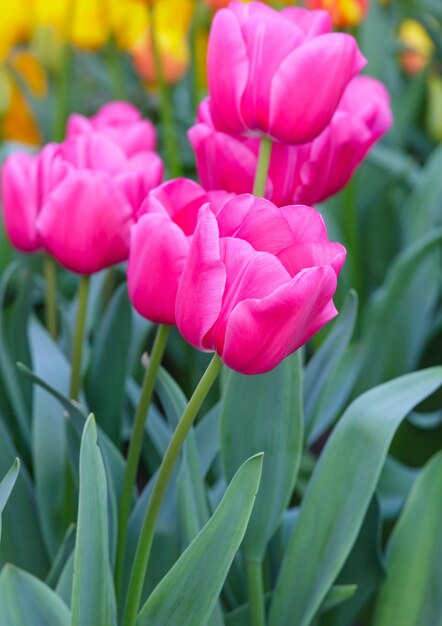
{"left": 304, "top": 0, "right": 369, "bottom": 29}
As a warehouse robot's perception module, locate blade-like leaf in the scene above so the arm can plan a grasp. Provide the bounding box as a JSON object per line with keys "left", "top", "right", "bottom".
{"left": 221, "top": 351, "right": 303, "bottom": 562}
{"left": 29, "top": 318, "right": 71, "bottom": 558}
{"left": 0, "top": 565, "right": 70, "bottom": 626}
{"left": 0, "top": 459, "right": 20, "bottom": 541}
{"left": 304, "top": 290, "right": 358, "bottom": 432}
{"left": 85, "top": 283, "right": 132, "bottom": 445}
{"left": 137, "top": 453, "right": 264, "bottom": 626}
{"left": 70, "top": 415, "right": 116, "bottom": 626}
{"left": 269, "top": 367, "right": 442, "bottom": 626}
{"left": 373, "top": 451, "right": 442, "bottom": 626}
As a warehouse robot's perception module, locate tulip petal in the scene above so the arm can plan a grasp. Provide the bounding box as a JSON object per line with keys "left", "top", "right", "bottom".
{"left": 216, "top": 195, "right": 294, "bottom": 254}
{"left": 176, "top": 207, "right": 226, "bottom": 350}
{"left": 281, "top": 7, "right": 332, "bottom": 37}
{"left": 208, "top": 10, "right": 250, "bottom": 135}
{"left": 222, "top": 265, "right": 338, "bottom": 374}
{"left": 60, "top": 132, "right": 128, "bottom": 174}
{"left": 279, "top": 204, "right": 329, "bottom": 243}
{"left": 37, "top": 171, "right": 133, "bottom": 274}
{"left": 240, "top": 12, "right": 303, "bottom": 132}
{"left": 128, "top": 213, "right": 189, "bottom": 325}
{"left": 188, "top": 122, "right": 265, "bottom": 196}
{"left": 277, "top": 241, "right": 347, "bottom": 278}
{"left": 203, "top": 236, "right": 291, "bottom": 353}
{"left": 1, "top": 153, "right": 41, "bottom": 252}
{"left": 269, "top": 33, "right": 366, "bottom": 143}
{"left": 149, "top": 178, "right": 209, "bottom": 235}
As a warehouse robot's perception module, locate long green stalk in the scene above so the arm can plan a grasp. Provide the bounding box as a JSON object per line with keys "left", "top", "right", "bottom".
{"left": 69, "top": 275, "right": 90, "bottom": 401}
{"left": 247, "top": 559, "right": 266, "bottom": 626}
{"left": 43, "top": 254, "right": 58, "bottom": 340}
{"left": 115, "top": 323, "right": 170, "bottom": 596}
{"left": 122, "top": 354, "right": 223, "bottom": 626}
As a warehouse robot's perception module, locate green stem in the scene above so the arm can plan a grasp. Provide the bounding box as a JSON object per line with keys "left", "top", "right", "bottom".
{"left": 115, "top": 323, "right": 170, "bottom": 597}
{"left": 252, "top": 136, "right": 273, "bottom": 197}
{"left": 147, "top": 3, "right": 182, "bottom": 178}
{"left": 190, "top": 0, "right": 204, "bottom": 113}
{"left": 43, "top": 254, "right": 58, "bottom": 340}
{"left": 107, "top": 35, "right": 127, "bottom": 100}
{"left": 122, "top": 353, "right": 223, "bottom": 626}
{"left": 246, "top": 559, "right": 266, "bottom": 626}
{"left": 69, "top": 275, "right": 90, "bottom": 401}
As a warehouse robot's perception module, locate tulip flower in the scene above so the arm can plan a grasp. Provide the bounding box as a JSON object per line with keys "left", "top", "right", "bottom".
{"left": 176, "top": 195, "right": 346, "bottom": 375}
{"left": 67, "top": 101, "right": 157, "bottom": 156}
{"left": 128, "top": 178, "right": 230, "bottom": 325}
{"left": 189, "top": 75, "right": 392, "bottom": 206}
{"left": 35, "top": 132, "right": 163, "bottom": 274}
{"left": 304, "top": 0, "right": 369, "bottom": 29}
{"left": 207, "top": 2, "right": 366, "bottom": 144}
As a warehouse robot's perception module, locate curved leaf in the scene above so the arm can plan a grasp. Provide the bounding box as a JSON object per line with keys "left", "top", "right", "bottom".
{"left": 70, "top": 415, "right": 116, "bottom": 626}
{"left": 269, "top": 367, "right": 442, "bottom": 626}
{"left": 373, "top": 451, "right": 442, "bottom": 626}
{"left": 0, "top": 459, "right": 19, "bottom": 542}
{"left": 137, "top": 453, "right": 264, "bottom": 626}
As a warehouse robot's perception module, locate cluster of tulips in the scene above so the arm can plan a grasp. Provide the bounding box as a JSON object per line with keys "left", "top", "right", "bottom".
{"left": 1, "top": 3, "right": 397, "bottom": 624}
{"left": 3, "top": 2, "right": 391, "bottom": 375}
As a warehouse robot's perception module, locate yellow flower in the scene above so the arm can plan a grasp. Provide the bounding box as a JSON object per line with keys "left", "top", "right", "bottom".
{"left": 0, "top": 0, "right": 32, "bottom": 62}
{"left": 130, "top": 0, "right": 193, "bottom": 86}
{"left": 304, "top": 0, "right": 369, "bottom": 28}
{"left": 398, "top": 19, "right": 435, "bottom": 75}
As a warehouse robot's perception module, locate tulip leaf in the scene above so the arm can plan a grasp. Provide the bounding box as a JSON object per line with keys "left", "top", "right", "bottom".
{"left": 0, "top": 565, "right": 70, "bottom": 626}
{"left": 304, "top": 290, "right": 358, "bottom": 434}
{"left": 221, "top": 351, "right": 303, "bottom": 562}
{"left": 85, "top": 283, "right": 132, "bottom": 445}
{"left": 373, "top": 451, "right": 442, "bottom": 626}
{"left": 269, "top": 367, "right": 442, "bottom": 626}
{"left": 356, "top": 229, "right": 442, "bottom": 393}
{"left": 0, "top": 418, "right": 49, "bottom": 577}
{"left": 137, "top": 453, "right": 264, "bottom": 626}
{"left": 28, "top": 318, "right": 71, "bottom": 558}
{"left": 0, "top": 458, "right": 20, "bottom": 542}
{"left": 70, "top": 415, "right": 116, "bottom": 626}
{"left": 0, "top": 263, "right": 32, "bottom": 447}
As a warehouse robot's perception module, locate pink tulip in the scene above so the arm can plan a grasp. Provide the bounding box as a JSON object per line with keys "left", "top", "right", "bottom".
{"left": 67, "top": 101, "right": 157, "bottom": 156}
{"left": 207, "top": 2, "right": 366, "bottom": 143}
{"left": 176, "top": 195, "right": 346, "bottom": 374}
{"left": 189, "top": 75, "right": 392, "bottom": 205}
{"left": 1, "top": 153, "right": 41, "bottom": 252}
{"left": 128, "top": 178, "right": 231, "bottom": 325}
{"left": 36, "top": 131, "right": 163, "bottom": 274}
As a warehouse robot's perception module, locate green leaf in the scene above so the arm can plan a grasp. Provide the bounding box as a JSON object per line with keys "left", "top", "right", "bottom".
{"left": 85, "top": 283, "right": 132, "bottom": 445}
{"left": 0, "top": 418, "right": 48, "bottom": 577}
{"left": 46, "top": 525, "right": 76, "bottom": 590}
{"left": 373, "top": 450, "right": 442, "bottom": 626}
{"left": 356, "top": 229, "right": 442, "bottom": 393}
{"left": 137, "top": 453, "right": 264, "bottom": 626}
{"left": 304, "top": 290, "right": 358, "bottom": 434}
{"left": 221, "top": 351, "right": 303, "bottom": 562}
{"left": 0, "top": 263, "right": 31, "bottom": 447}
{"left": 319, "top": 585, "right": 357, "bottom": 614}
{"left": 0, "top": 459, "right": 20, "bottom": 541}
{"left": 70, "top": 415, "right": 116, "bottom": 626}
{"left": 0, "top": 565, "right": 70, "bottom": 626}
{"left": 269, "top": 367, "right": 442, "bottom": 626}
{"left": 321, "top": 498, "right": 384, "bottom": 626}
{"left": 29, "top": 318, "right": 71, "bottom": 558}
